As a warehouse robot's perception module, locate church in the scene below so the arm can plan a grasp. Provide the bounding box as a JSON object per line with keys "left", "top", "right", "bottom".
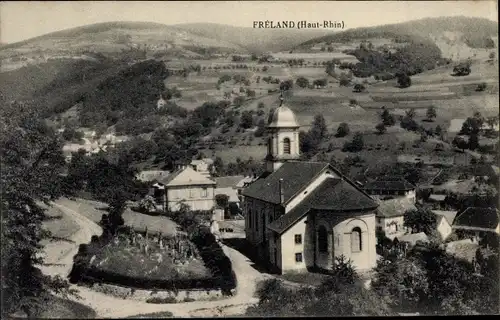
{"left": 241, "top": 96, "right": 378, "bottom": 274}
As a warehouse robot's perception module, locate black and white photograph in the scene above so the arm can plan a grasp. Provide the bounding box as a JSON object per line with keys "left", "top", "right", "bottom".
{"left": 1, "top": 0, "right": 499, "bottom": 318}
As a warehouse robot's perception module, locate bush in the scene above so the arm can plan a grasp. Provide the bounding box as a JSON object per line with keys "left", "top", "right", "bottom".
{"left": 146, "top": 297, "right": 177, "bottom": 304}
{"left": 336, "top": 123, "right": 350, "bottom": 137}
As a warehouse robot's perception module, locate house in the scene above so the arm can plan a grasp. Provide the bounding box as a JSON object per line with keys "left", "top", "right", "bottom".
{"left": 155, "top": 166, "right": 216, "bottom": 212}
{"left": 241, "top": 96, "right": 378, "bottom": 275}
{"left": 452, "top": 207, "right": 500, "bottom": 242}
{"left": 190, "top": 158, "right": 214, "bottom": 177}
{"left": 363, "top": 176, "right": 416, "bottom": 202}
{"left": 394, "top": 232, "right": 429, "bottom": 247}
{"left": 432, "top": 210, "right": 458, "bottom": 240}
{"left": 376, "top": 197, "right": 416, "bottom": 240}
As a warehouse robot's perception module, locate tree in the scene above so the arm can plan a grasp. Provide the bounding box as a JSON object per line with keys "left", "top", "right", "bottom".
{"left": 1, "top": 105, "right": 74, "bottom": 318}
{"left": 453, "top": 62, "right": 471, "bottom": 76}
{"left": 397, "top": 73, "right": 412, "bottom": 88}
{"left": 452, "top": 136, "right": 467, "bottom": 153}
{"left": 296, "top": 77, "right": 310, "bottom": 88}
{"left": 375, "top": 123, "right": 387, "bottom": 134}
{"left": 138, "top": 195, "right": 156, "bottom": 213}
{"left": 435, "top": 125, "right": 443, "bottom": 138}
{"left": 336, "top": 122, "right": 350, "bottom": 137}
{"left": 372, "top": 255, "right": 429, "bottom": 313}
{"left": 240, "top": 111, "right": 254, "bottom": 129}
{"left": 380, "top": 108, "right": 395, "bottom": 126}
{"left": 468, "top": 133, "right": 479, "bottom": 150}
{"left": 426, "top": 106, "right": 437, "bottom": 122}
{"left": 254, "top": 118, "right": 266, "bottom": 137}
{"left": 343, "top": 132, "right": 364, "bottom": 152}
{"left": 310, "top": 114, "right": 328, "bottom": 141}
{"left": 353, "top": 84, "right": 366, "bottom": 93}
{"left": 233, "top": 96, "right": 245, "bottom": 108}
{"left": 404, "top": 207, "right": 437, "bottom": 234}
{"left": 257, "top": 102, "right": 265, "bottom": 109}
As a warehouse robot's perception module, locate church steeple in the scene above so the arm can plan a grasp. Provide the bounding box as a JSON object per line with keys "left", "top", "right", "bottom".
{"left": 265, "top": 93, "right": 300, "bottom": 173}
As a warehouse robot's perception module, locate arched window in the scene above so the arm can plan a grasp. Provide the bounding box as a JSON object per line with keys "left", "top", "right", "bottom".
{"left": 267, "top": 137, "right": 273, "bottom": 155}
{"left": 283, "top": 138, "right": 291, "bottom": 154}
{"left": 351, "top": 227, "right": 362, "bottom": 253}
{"left": 318, "top": 225, "right": 328, "bottom": 253}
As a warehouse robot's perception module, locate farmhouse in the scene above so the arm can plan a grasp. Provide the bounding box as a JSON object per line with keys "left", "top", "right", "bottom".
{"left": 242, "top": 96, "right": 378, "bottom": 274}
{"left": 375, "top": 197, "right": 415, "bottom": 240}
{"left": 154, "top": 166, "right": 216, "bottom": 212}
{"left": 363, "top": 176, "right": 416, "bottom": 202}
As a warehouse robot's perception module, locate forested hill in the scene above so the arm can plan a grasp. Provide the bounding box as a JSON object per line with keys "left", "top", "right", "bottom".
{"left": 297, "top": 16, "right": 498, "bottom": 48}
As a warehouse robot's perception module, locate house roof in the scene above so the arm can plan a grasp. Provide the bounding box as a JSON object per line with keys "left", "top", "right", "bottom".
{"left": 432, "top": 210, "right": 458, "bottom": 225}
{"left": 452, "top": 207, "right": 500, "bottom": 230}
{"left": 445, "top": 239, "right": 479, "bottom": 263}
{"left": 214, "top": 175, "right": 245, "bottom": 188}
{"left": 376, "top": 197, "right": 416, "bottom": 218}
{"left": 396, "top": 232, "right": 429, "bottom": 246}
{"left": 235, "top": 176, "right": 256, "bottom": 188}
{"left": 241, "top": 161, "right": 330, "bottom": 204}
{"left": 267, "top": 177, "right": 378, "bottom": 234}
{"left": 429, "top": 194, "right": 447, "bottom": 201}
{"left": 364, "top": 176, "right": 415, "bottom": 191}
{"left": 190, "top": 158, "right": 214, "bottom": 166}
{"left": 215, "top": 187, "right": 240, "bottom": 203}
{"left": 159, "top": 166, "right": 216, "bottom": 187}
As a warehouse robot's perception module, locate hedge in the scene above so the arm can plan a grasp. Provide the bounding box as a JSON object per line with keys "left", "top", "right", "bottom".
{"left": 69, "top": 223, "right": 236, "bottom": 294}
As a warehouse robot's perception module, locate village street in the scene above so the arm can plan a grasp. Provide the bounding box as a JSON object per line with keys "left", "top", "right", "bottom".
{"left": 40, "top": 201, "right": 266, "bottom": 318}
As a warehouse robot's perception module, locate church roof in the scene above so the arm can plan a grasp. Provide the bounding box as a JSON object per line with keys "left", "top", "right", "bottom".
{"left": 241, "top": 161, "right": 329, "bottom": 204}
{"left": 267, "top": 105, "right": 300, "bottom": 128}
{"left": 267, "top": 177, "right": 378, "bottom": 234}
{"left": 364, "top": 176, "right": 415, "bottom": 191}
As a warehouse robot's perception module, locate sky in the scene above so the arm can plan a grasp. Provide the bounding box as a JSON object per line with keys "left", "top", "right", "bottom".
{"left": 1, "top": 1, "right": 498, "bottom": 44}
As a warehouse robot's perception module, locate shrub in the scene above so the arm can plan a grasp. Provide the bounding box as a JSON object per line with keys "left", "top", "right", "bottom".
{"left": 146, "top": 297, "right": 177, "bottom": 304}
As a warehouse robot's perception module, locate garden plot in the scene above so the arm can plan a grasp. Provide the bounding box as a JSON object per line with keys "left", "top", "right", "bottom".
{"left": 90, "top": 232, "right": 210, "bottom": 281}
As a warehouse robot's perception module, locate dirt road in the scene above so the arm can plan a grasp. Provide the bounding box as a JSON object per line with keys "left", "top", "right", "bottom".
{"left": 41, "top": 200, "right": 265, "bottom": 318}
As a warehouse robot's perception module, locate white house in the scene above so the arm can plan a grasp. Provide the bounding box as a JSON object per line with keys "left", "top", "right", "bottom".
{"left": 376, "top": 197, "right": 416, "bottom": 240}
{"left": 432, "top": 210, "right": 458, "bottom": 241}
{"left": 156, "top": 166, "right": 216, "bottom": 212}
{"left": 242, "top": 96, "right": 378, "bottom": 275}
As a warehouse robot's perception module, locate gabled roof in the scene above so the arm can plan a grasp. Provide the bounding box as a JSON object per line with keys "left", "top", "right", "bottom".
{"left": 452, "top": 207, "right": 500, "bottom": 230}
{"left": 364, "top": 176, "right": 415, "bottom": 191}
{"left": 396, "top": 232, "right": 429, "bottom": 246}
{"left": 267, "top": 177, "right": 378, "bottom": 234}
{"left": 214, "top": 175, "right": 245, "bottom": 188}
{"left": 376, "top": 197, "right": 416, "bottom": 218}
{"left": 160, "top": 166, "right": 216, "bottom": 187}
{"left": 241, "top": 161, "right": 329, "bottom": 204}
{"left": 432, "top": 210, "right": 458, "bottom": 225}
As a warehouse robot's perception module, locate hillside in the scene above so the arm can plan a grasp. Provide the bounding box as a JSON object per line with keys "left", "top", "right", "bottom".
{"left": 0, "top": 21, "right": 246, "bottom": 61}
{"left": 172, "top": 23, "right": 333, "bottom": 53}
{"left": 297, "top": 16, "right": 498, "bottom": 61}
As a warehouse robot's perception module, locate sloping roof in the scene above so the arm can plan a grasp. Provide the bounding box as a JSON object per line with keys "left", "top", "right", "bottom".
{"left": 267, "top": 177, "right": 378, "bottom": 234}
{"left": 235, "top": 176, "right": 256, "bottom": 188}
{"left": 429, "top": 194, "right": 447, "bottom": 201}
{"left": 452, "top": 207, "right": 499, "bottom": 230}
{"left": 376, "top": 197, "right": 416, "bottom": 218}
{"left": 364, "top": 176, "right": 415, "bottom": 191}
{"left": 214, "top": 175, "right": 245, "bottom": 188}
{"left": 241, "top": 161, "right": 329, "bottom": 204}
{"left": 445, "top": 239, "right": 479, "bottom": 263}
{"left": 190, "top": 158, "right": 214, "bottom": 166}
{"left": 215, "top": 187, "right": 240, "bottom": 203}
{"left": 160, "top": 166, "right": 216, "bottom": 187}
{"left": 396, "top": 232, "right": 429, "bottom": 246}
{"left": 432, "top": 210, "right": 458, "bottom": 225}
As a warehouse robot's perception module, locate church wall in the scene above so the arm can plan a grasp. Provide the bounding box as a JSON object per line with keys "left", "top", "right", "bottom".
{"left": 333, "top": 213, "right": 377, "bottom": 271}
{"left": 314, "top": 218, "right": 334, "bottom": 270}
{"left": 280, "top": 215, "right": 308, "bottom": 273}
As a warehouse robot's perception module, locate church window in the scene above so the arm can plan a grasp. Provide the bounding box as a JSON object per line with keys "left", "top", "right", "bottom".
{"left": 318, "top": 225, "right": 328, "bottom": 253}
{"left": 351, "top": 227, "right": 362, "bottom": 253}
{"left": 295, "top": 252, "right": 303, "bottom": 263}
{"left": 294, "top": 234, "right": 302, "bottom": 244}
{"left": 283, "top": 138, "right": 291, "bottom": 154}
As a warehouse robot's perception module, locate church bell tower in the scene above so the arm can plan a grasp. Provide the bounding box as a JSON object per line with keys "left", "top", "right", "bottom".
{"left": 265, "top": 93, "right": 301, "bottom": 173}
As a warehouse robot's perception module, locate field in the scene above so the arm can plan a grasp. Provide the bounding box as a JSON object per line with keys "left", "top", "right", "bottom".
{"left": 56, "top": 198, "right": 179, "bottom": 235}
{"left": 41, "top": 202, "right": 80, "bottom": 242}
{"left": 90, "top": 232, "right": 210, "bottom": 281}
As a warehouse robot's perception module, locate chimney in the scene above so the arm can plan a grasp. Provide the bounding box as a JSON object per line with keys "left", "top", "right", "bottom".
{"left": 279, "top": 178, "right": 285, "bottom": 204}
